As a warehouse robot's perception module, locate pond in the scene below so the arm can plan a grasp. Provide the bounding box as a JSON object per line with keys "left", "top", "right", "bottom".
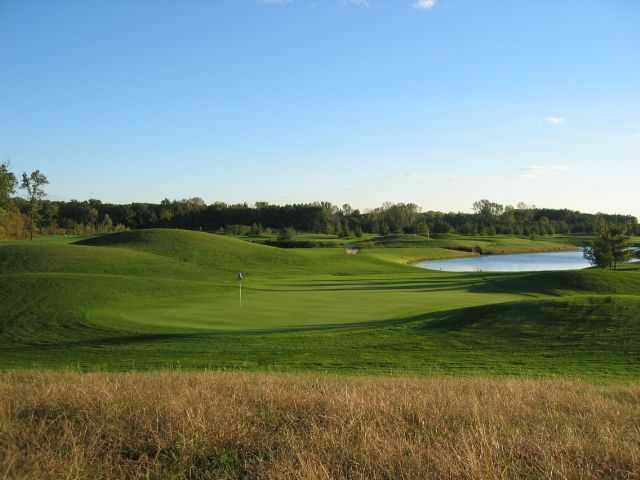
{"left": 416, "top": 250, "right": 591, "bottom": 273}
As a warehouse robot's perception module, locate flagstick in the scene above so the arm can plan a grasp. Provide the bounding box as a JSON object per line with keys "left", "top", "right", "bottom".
{"left": 237, "top": 272, "right": 245, "bottom": 307}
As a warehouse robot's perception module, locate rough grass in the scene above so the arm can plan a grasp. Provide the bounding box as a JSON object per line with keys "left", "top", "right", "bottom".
{"left": 1, "top": 371, "right": 639, "bottom": 480}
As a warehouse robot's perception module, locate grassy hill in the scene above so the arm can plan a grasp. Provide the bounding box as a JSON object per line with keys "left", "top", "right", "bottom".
{"left": 1, "top": 229, "right": 639, "bottom": 379}
{"left": 476, "top": 269, "right": 640, "bottom": 296}
{"left": 352, "top": 233, "right": 581, "bottom": 253}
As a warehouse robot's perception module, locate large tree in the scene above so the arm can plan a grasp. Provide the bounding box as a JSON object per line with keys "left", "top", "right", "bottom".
{"left": 473, "top": 199, "right": 504, "bottom": 223}
{"left": 20, "top": 170, "right": 49, "bottom": 240}
{"left": 584, "top": 222, "right": 631, "bottom": 269}
{"left": 0, "top": 162, "right": 17, "bottom": 211}
{"left": 0, "top": 162, "right": 21, "bottom": 239}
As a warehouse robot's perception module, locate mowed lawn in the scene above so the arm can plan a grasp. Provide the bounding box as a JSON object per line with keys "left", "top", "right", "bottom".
{"left": 1, "top": 229, "right": 639, "bottom": 379}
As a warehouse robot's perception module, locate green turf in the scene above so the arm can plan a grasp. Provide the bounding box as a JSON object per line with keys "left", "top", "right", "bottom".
{"left": 352, "top": 233, "right": 582, "bottom": 253}
{"left": 1, "top": 229, "right": 639, "bottom": 379}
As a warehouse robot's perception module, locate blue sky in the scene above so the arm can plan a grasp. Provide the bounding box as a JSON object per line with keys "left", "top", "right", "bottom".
{"left": 1, "top": 0, "right": 639, "bottom": 215}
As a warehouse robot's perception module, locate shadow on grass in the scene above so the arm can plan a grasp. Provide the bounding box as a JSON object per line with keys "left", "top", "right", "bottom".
{"left": 74, "top": 231, "right": 146, "bottom": 247}
{"left": 273, "top": 277, "right": 488, "bottom": 293}
{"left": 416, "top": 296, "right": 640, "bottom": 343}
{"left": 20, "top": 312, "right": 439, "bottom": 350}
{"left": 470, "top": 269, "right": 640, "bottom": 297}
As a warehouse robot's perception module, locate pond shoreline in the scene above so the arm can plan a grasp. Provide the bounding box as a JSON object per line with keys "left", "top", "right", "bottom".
{"left": 399, "top": 244, "right": 580, "bottom": 266}
{"left": 415, "top": 250, "right": 590, "bottom": 273}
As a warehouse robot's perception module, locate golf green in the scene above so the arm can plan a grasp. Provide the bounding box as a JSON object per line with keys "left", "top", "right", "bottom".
{"left": 2, "top": 229, "right": 639, "bottom": 379}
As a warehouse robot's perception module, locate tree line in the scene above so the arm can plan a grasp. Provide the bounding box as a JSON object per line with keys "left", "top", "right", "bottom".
{"left": 1, "top": 162, "right": 639, "bottom": 240}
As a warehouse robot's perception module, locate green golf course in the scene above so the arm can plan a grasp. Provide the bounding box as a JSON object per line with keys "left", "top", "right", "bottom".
{"left": 2, "top": 229, "right": 639, "bottom": 379}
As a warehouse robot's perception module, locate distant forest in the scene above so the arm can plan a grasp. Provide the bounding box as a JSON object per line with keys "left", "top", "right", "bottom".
{"left": 1, "top": 164, "right": 638, "bottom": 240}
{"left": 8, "top": 197, "right": 640, "bottom": 239}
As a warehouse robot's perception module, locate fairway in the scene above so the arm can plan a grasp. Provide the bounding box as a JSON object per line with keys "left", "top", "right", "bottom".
{"left": 1, "top": 229, "right": 639, "bottom": 378}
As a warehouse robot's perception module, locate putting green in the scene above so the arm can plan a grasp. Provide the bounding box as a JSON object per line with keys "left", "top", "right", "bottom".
{"left": 1, "top": 229, "right": 639, "bottom": 378}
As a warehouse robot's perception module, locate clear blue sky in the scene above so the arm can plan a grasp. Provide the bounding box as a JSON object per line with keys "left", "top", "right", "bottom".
{"left": 1, "top": 0, "right": 639, "bottom": 216}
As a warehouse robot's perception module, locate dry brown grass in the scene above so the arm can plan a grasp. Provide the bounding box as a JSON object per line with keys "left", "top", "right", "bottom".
{"left": 1, "top": 372, "right": 640, "bottom": 480}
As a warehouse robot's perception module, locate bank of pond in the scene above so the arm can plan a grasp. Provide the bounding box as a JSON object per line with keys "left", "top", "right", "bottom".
{"left": 417, "top": 250, "right": 593, "bottom": 272}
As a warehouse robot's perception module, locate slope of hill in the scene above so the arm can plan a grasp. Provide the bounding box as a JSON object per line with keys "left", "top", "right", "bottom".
{"left": 477, "top": 269, "right": 640, "bottom": 296}
{"left": 75, "top": 229, "right": 307, "bottom": 275}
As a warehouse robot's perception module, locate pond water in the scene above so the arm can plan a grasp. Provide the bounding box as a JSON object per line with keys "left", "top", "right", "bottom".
{"left": 416, "top": 250, "right": 591, "bottom": 273}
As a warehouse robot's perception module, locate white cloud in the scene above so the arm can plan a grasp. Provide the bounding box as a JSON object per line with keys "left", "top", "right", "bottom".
{"left": 413, "top": 0, "right": 437, "bottom": 10}
{"left": 261, "top": 0, "right": 370, "bottom": 7}
{"left": 546, "top": 116, "right": 565, "bottom": 126}
{"left": 259, "top": 0, "right": 291, "bottom": 5}
{"left": 347, "top": 0, "right": 369, "bottom": 6}
{"left": 520, "top": 164, "right": 569, "bottom": 179}
{"left": 258, "top": 0, "right": 439, "bottom": 9}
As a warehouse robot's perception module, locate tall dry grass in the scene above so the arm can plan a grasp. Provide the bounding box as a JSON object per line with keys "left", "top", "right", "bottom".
{"left": 1, "top": 371, "right": 639, "bottom": 479}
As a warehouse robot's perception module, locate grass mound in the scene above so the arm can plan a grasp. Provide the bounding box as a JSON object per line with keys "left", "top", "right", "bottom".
{"left": 424, "top": 296, "right": 640, "bottom": 345}
{"left": 354, "top": 233, "right": 578, "bottom": 254}
{"left": 0, "top": 242, "right": 208, "bottom": 279}
{"left": 478, "top": 269, "right": 640, "bottom": 296}
{"left": 76, "top": 228, "right": 306, "bottom": 274}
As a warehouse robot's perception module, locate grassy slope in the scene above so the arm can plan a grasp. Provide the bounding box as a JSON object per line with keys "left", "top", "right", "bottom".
{"left": 353, "top": 233, "right": 581, "bottom": 253}
{"left": 1, "top": 229, "right": 639, "bottom": 379}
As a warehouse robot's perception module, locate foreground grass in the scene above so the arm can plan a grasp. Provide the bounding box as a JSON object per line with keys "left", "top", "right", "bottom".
{"left": 1, "top": 371, "right": 639, "bottom": 480}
